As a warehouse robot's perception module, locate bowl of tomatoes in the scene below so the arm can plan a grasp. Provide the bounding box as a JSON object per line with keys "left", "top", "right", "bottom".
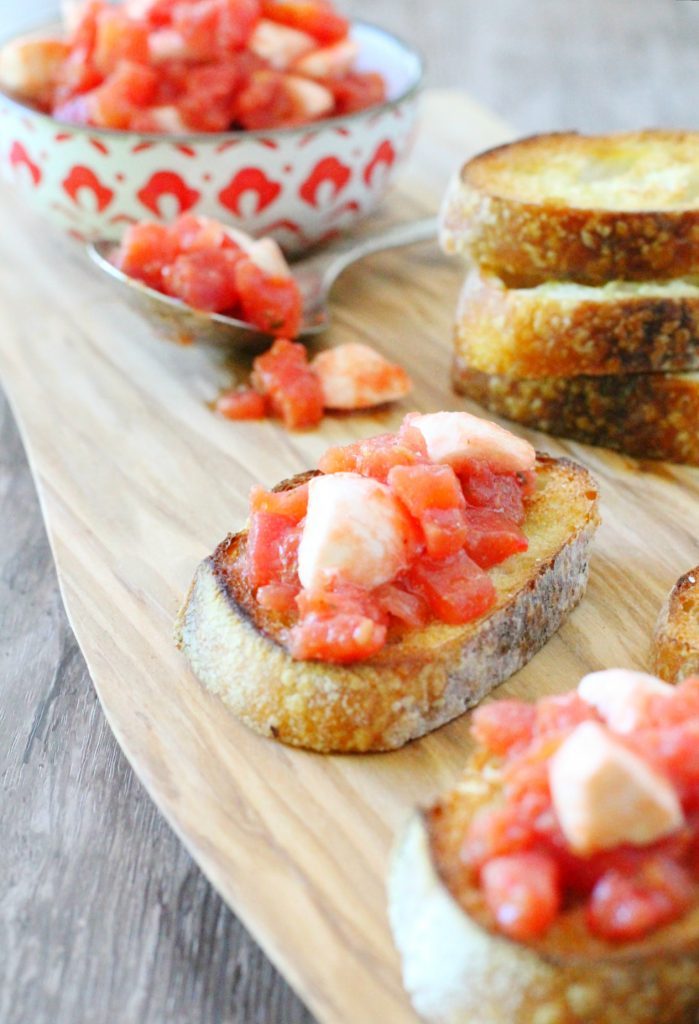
{"left": 0, "top": 0, "right": 423, "bottom": 250}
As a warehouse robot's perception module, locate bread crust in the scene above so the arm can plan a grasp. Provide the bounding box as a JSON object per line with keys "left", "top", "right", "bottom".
{"left": 440, "top": 131, "right": 699, "bottom": 286}
{"left": 455, "top": 269, "right": 699, "bottom": 378}
{"left": 653, "top": 567, "right": 699, "bottom": 683}
{"left": 389, "top": 779, "right": 699, "bottom": 1024}
{"left": 174, "top": 458, "right": 599, "bottom": 753}
{"left": 453, "top": 359, "right": 699, "bottom": 465}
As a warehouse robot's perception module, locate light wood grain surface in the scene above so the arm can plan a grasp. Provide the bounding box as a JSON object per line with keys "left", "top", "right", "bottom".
{"left": 2, "top": 4, "right": 699, "bottom": 1023}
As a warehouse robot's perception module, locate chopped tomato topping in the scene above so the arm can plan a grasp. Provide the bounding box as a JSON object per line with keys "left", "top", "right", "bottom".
{"left": 116, "top": 220, "right": 179, "bottom": 289}
{"left": 460, "top": 463, "right": 534, "bottom": 525}
{"left": 93, "top": 9, "right": 150, "bottom": 74}
{"left": 178, "top": 57, "right": 257, "bottom": 130}
{"left": 88, "top": 60, "right": 159, "bottom": 128}
{"left": 535, "top": 692, "right": 598, "bottom": 738}
{"left": 162, "top": 247, "right": 242, "bottom": 311}
{"left": 587, "top": 858, "right": 694, "bottom": 942}
{"left": 290, "top": 611, "right": 386, "bottom": 663}
{"left": 387, "top": 463, "right": 464, "bottom": 517}
{"left": 318, "top": 425, "right": 428, "bottom": 481}
{"left": 408, "top": 550, "right": 496, "bottom": 625}
{"left": 249, "top": 481, "right": 309, "bottom": 521}
{"left": 255, "top": 581, "right": 299, "bottom": 612}
{"left": 482, "top": 852, "right": 561, "bottom": 940}
{"left": 246, "top": 511, "right": 300, "bottom": 588}
{"left": 472, "top": 701, "right": 537, "bottom": 758}
{"left": 419, "top": 507, "right": 471, "bottom": 559}
{"left": 216, "top": 388, "right": 268, "bottom": 420}
{"left": 251, "top": 338, "right": 323, "bottom": 427}
{"left": 374, "top": 580, "right": 430, "bottom": 628}
{"left": 261, "top": 0, "right": 349, "bottom": 44}
{"left": 328, "top": 70, "right": 385, "bottom": 114}
{"left": 459, "top": 508, "right": 528, "bottom": 569}
{"left": 235, "top": 259, "right": 303, "bottom": 339}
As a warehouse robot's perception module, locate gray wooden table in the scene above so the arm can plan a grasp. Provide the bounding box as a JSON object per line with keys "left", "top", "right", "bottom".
{"left": 2, "top": 1, "right": 699, "bottom": 1021}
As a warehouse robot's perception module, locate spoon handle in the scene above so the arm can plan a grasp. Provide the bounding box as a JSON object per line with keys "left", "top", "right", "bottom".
{"left": 300, "top": 215, "right": 439, "bottom": 300}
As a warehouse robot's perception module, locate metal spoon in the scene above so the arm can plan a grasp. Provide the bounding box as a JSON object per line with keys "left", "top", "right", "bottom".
{"left": 86, "top": 215, "right": 438, "bottom": 348}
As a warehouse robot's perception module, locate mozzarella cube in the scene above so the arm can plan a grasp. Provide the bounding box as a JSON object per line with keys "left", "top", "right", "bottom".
{"left": 249, "top": 19, "right": 315, "bottom": 70}
{"left": 549, "top": 721, "right": 683, "bottom": 855}
{"left": 283, "top": 74, "right": 334, "bottom": 121}
{"left": 410, "top": 411, "right": 536, "bottom": 473}
{"left": 297, "top": 472, "right": 413, "bottom": 591}
{"left": 246, "top": 238, "right": 291, "bottom": 279}
{"left": 0, "top": 36, "right": 69, "bottom": 100}
{"left": 294, "top": 38, "right": 360, "bottom": 80}
{"left": 312, "top": 343, "right": 412, "bottom": 410}
{"left": 578, "top": 668, "right": 674, "bottom": 733}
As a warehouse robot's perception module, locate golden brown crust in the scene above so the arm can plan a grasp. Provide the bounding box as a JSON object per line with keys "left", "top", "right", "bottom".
{"left": 174, "top": 459, "right": 600, "bottom": 753}
{"left": 653, "top": 567, "right": 699, "bottom": 683}
{"left": 453, "top": 359, "right": 699, "bottom": 465}
{"left": 440, "top": 131, "right": 699, "bottom": 286}
{"left": 388, "top": 763, "right": 699, "bottom": 1024}
{"left": 455, "top": 270, "right": 699, "bottom": 378}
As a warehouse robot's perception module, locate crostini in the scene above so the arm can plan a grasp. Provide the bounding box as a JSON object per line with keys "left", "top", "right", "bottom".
{"left": 175, "top": 411, "right": 600, "bottom": 752}
{"left": 389, "top": 669, "right": 699, "bottom": 1024}
{"left": 654, "top": 567, "right": 699, "bottom": 683}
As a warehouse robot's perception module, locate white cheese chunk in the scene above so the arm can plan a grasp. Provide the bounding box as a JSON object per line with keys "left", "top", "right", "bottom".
{"left": 293, "top": 38, "right": 359, "bottom": 79}
{"left": 297, "top": 472, "right": 412, "bottom": 591}
{"left": 410, "top": 411, "right": 536, "bottom": 473}
{"left": 578, "top": 668, "right": 674, "bottom": 733}
{"left": 249, "top": 19, "right": 315, "bottom": 70}
{"left": 283, "top": 74, "right": 334, "bottom": 121}
{"left": 549, "top": 721, "right": 684, "bottom": 855}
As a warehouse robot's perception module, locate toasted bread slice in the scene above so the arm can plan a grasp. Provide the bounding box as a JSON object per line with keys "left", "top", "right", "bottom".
{"left": 455, "top": 269, "right": 699, "bottom": 378}
{"left": 441, "top": 131, "right": 699, "bottom": 286}
{"left": 175, "top": 457, "right": 599, "bottom": 753}
{"left": 389, "top": 762, "right": 699, "bottom": 1024}
{"left": 653, "top": 567, "right": 699, "bottom": 683}
{"left": 453, "top": 359, "right": 699, "bottom": 465}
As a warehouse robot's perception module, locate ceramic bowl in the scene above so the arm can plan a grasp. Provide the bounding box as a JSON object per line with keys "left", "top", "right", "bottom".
{"left": 0, "top": 21, "right": 423, "bottom": 252}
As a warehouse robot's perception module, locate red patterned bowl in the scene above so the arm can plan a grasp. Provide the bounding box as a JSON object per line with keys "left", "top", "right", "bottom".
{"left": 0, "top": 21, "right": 422, "bottom": 252}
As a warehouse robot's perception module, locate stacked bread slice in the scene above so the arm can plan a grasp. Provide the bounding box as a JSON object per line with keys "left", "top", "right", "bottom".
{"left": 441, "top": 131, "right": 699, "bottom": 464}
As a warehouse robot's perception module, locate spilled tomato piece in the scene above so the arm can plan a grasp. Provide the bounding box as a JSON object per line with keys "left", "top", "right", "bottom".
{"left": 251, "top": 338, "right": 323, "bottom": 427}
{"left": 216, "top": 388, "right": 268, "bottom": 420}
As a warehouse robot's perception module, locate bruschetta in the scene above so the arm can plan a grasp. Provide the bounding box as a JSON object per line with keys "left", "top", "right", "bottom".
{"left": 654, "top": 567, "right": 699, "bottom": 683}
{"left": 389, "top": 669, "right": 699, "bottom": 1023}
{"left": 175, "top": 412, "right": 600, "bottom": 752}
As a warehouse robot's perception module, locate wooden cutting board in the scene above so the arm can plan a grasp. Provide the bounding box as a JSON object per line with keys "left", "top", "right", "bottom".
{"left": 2, "top": 89, "right": 698, "bottom": 1024}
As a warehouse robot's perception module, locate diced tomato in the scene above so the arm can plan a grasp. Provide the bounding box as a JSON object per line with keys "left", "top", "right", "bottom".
{"left": 235, "top": 259, "right": 302, "bottom": 338}
{"left": 261, "top": 0, "right": 349, "bottom": 44}
{"left": 178, "top": 54, "right": 259, "bottom": 130}
{"left": 318, "top": 426, "right": 428, "bottom": 482}
{"left": 328, "top": 70, "right": 386, "bottom": 114}
{"left": 408, "top": 550, "right": 496, "bottom": 625}
{"left": 89, "top": 61, "right": 159, "bottom": 128}
{"left": 169, "top": 213, "right": 237, "bottom": 252}
{"left": 295, "top": 579, "right": 386, "bottom": 623}
{"left": 420, "top": 507, "right": 470, "bottom": 559}
{"left": 162, "top": 247, "right": 242, "bottom": 311}
{"left": 587, "top": 858, "right": 694, "bottom": 942}
{"left": 249, "top": 481, "right": 309, "bottom": 521}
{"left": 116, "top": 220, "right": 179, "bottom": 289}
{"left": 216, "top": 388, "right": 268, "bottom": 420}
{"left": 375, "top": 580, "right": 430, "bottom": 628}
{"left": 481, "top": 852, "right": 561, "bottom": 940}
{"left": 290, "top": 611, "right": 386, "bottom": 663}
{"left": 251, "top": 338, "right": 324, "bottom": 427}
{"left": 172, "top": 0, "right": 260, "bottom": 56}
{"left": 645, "top": 675, "right": 699, "bottom": 728}
{"left": 93, "top": 9, "right": 150, "bottom": 75}
{"left": 459, "top": 508, "right": 528, "bottom": 569}
{"left": 246, "top": 511, "right": 300, "bottom": 588}
{"left": 472, "top": 700, "right": 537, "bottom": 757}
{"left": 463, "top": 806, "right": 538, "bottom": 871}
{"left": 387, "top": 463, "right": 464, "bottom": 517}
{"left": 256, "top": 581, "right": 299, "bottom": 612}
{"left": 627, "top": 721, "right": 699, "bottom": 806}
{"left": 235, "top": 68, "right": 299, "bottom": 128}
{"left": 535, "top": 692, "right": 598, "bottom": 737}
{"left": 460, "top": 463, "right": 532, "bottom": 525}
